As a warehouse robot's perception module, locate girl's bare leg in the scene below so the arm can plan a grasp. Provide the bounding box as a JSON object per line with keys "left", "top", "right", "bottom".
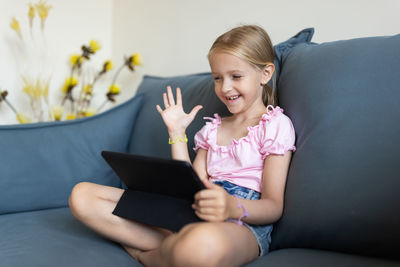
{"left": 68, "top": 182, "right": 172, "bottom": 253}
{"left": 138, "top": 222, "right": 259, "bottom": 267}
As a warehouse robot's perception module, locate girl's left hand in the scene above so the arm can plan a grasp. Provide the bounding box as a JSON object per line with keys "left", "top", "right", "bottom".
{"left": 156, "top": 86, "right": 203, "bottom": 135}
{"left": 192, "top": 179, "right": 235, "bottom": 222}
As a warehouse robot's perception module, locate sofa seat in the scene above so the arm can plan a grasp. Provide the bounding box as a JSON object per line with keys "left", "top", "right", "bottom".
{"left": 2, "top": 207, "right": 398, "bottom": 267}
{"left": 0, "top": 208, "right": 140, "bottom": 267}
{"left": 246, "top": 248, "right": 400, "bottom": 267}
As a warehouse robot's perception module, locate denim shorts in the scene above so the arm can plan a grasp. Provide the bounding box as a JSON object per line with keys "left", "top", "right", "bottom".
{"left": 213, "top": 180, "right": 273, "bottom": 256}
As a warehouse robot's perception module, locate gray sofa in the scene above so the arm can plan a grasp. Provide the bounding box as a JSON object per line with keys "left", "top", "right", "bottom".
{"left": 1, "top": 29, "right": 399, "bottom": 266}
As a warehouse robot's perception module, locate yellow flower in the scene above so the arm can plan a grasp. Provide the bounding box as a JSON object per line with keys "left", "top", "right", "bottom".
{"left": 68, "top": 76, "right": 79, "bottom": 87}
{"left": 125, "top": 53, "right": 142, "bottom": 71}
{"left": 61, "top": 85, "right": 67, "bottom": 93}
{"left": 51, "top": 105, "right": 63, "bottom": 121}
{"left": 89, "top": 40, "right": 100, "bottom": 53}
{"left": 22, "top": 81, "right": 34, "bottom": 97}
{"left": 22, "top": 78, "right": 49, "bottom": 99}
{"left": 131, "top": 53, "right": 142, "bottom": 66}
{"left": 28, "top": 3, "right": 35, "bottom": 26}
{"left": 82, "top": 84, "right": 93, "bottom": 94}
{"left": 66, "top": 113, "right": 77, "bottom": 120}
{"left": 70, "top": 54, "right": 84, "bottom": 67}
{"left": 35, "top": 0, "right": 51, "bottom": 20}
{"left": 10, "top": 17, "right": 22, "bottom": 39}
{"left": 10, "top": 17, "right": 20, "bottom": 32}
{"left": 108, "top": 84, "right": 120, "bottom": 94}
{"left": 22, "top": 77, "right": 50, "bottom": 99}
{"left": 103, "top": 60, "right": 113, "bottom": 72}
{"left": 32, "top": 83, "right": 41, "bottom": 99}
{"left": 17, "top": 113, "right": 32, "bottom": 124}
{"left": 85, "top": 108, "right": 97, "bottom": 117}
{"left": 42, "top": 79, "right": 50, "bottom": 98}
{"left": 62, "top": 76, "right": 78, "bottom": 93}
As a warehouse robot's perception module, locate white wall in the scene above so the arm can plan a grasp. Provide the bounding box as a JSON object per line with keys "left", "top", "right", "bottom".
{"left": 112, "top": 0, "right": 400, "bottom": 83}
{"left": 0, "top": 0, "right": 113, "bottom": 124}
{"left": 1, "top": 0, "right": 399, "bottom": 124}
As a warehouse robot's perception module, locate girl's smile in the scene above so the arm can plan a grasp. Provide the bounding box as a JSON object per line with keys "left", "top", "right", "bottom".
{"left": 225, "top": 94, "right": 241, "bottom": 104}
{"left": 208, "top": 52, "right": 268, "bottom": 117}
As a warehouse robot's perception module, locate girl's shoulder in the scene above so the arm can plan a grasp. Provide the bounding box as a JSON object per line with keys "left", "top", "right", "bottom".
{"left": 260, "top": 105, "right": 292, "bottom": 127}
{"left": 248, "top": 105, "right": 295, "bottom": 143}
{"left": 193, "top": 113, "right": 221, "bottom": 151}
{"left": 257, "top": 105, "right": 296, "bottom": 155}
{"left": 203, "top": 113, "right": 222, "bottom": 126}
{"left": 193, "top": 113, "right": 221, "bottom": 138}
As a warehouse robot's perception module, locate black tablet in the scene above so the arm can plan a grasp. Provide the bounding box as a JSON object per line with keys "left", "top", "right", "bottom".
{"left": 101, "top": 151, "right": 205, "bottom": 231}
{"left": 101, "top": 151, "right": 205, "bottom": 198}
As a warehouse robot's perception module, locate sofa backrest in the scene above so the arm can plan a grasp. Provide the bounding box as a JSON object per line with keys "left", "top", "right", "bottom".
{"left": 271, "top": 34, "right": 400, "bottom": 259}
{"left": 0, "top": 95, "right": 143, "bottom": 214}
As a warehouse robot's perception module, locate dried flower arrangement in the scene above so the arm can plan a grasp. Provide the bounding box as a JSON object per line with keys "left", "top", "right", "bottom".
{"left": 0, "top": 0, "right": 141, "bottom": 123}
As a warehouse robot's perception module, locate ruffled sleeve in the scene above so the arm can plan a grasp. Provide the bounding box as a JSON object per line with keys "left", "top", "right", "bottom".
{"left": 193, "top": 114, "right": 221, "bottom": 151}
{"left": 193, "top": 124, "right": 210, "bottom": 151}
{"left": 259, "top": 107, "right": 296, "bottom": 159}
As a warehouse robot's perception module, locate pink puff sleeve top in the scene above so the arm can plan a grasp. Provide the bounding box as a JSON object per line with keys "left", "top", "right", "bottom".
{"left": 193, "top": 105, "right": 296, "bottom": 192}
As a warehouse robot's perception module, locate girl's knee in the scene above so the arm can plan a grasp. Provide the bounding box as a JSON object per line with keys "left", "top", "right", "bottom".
{"left": 69, "top": 182, "right": 93, "bottom": 218}
{"left": 170, "top": 223, "right": 230, "bottom": 267}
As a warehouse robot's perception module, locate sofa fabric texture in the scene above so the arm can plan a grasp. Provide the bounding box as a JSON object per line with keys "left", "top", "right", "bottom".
{"left": 272, "top": 34, "right": 400, "bottom": 260}
{"left": 0, "top": 208, "right": 140, "bottom": 267}
{"left": 0, "top": 95, "right": 143, "bottom": 214}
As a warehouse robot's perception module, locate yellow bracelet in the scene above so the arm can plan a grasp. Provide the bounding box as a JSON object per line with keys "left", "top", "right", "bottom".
{"left": 168, "top": 135, "right": 188, "bottom": 144}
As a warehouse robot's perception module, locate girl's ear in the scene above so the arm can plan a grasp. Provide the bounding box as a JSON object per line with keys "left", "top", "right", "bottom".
{"left": 261, "top": 63, "right": 275, "bottom": 85}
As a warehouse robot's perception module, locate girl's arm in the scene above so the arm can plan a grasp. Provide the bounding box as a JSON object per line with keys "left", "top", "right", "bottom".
{"left": 193, "top": 151, "right": 292, "bottom": 225}
{"left": 235, "top": 150, "right": 293, "bottom": 225}
{"left": 156, "top": 86, "right": 202, "bottom": 163}
{"left": 192, "top": 148, "right": 209, "bottom": 182}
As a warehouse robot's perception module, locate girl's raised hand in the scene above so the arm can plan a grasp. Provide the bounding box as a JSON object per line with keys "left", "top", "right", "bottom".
{"left": 156, "top": 86, "right": 203, "bottom": 135}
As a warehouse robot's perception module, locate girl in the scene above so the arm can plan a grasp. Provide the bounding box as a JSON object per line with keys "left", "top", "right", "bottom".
{"left": 69, "top": 25, "right": 295, "bottom": 267}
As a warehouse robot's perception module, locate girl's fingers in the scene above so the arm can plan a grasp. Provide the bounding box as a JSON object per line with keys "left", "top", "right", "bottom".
{"left": 176, "top": 87, "right": 182, "bottom": 106}
{"left": 156, "top": 105, "right": 163, "bottom": 114}
{"left": 194, "top": 189, "right": 217, "bottom": 201}
{"left": 163, "top": 93, "right": 169, "bottom": 108}
{"left": 167, "top": 86, "right": 175, "bottom": 106}
{"left": 193, "top": 206, "right": 218, "bottom": 215}
{"left": 194, "top": 198, "right": 216, "bottom": 208}
{"left": 163, "top": 86, "right": 183, "bottom": 109}
{"left": 194, "top": 211, "right": 220, "bottom": 222}
{"left": 188, "top": 105, "right": 203, "bottom": 121}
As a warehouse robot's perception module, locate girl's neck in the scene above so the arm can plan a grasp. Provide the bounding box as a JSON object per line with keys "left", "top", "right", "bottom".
{"left": 231, "top": 101, "right": 266, "bottom": 125}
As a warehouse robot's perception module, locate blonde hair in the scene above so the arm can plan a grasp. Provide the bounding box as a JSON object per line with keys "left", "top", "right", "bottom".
{"left": 208, "top": 25, "right": 276, "bottom": 106}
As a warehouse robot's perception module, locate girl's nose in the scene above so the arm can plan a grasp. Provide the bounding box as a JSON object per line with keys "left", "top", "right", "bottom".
{"left": 221, "top": 80, "right": 232, "bottom": 93}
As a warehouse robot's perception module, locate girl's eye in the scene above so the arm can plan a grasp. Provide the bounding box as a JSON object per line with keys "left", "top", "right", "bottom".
{"left": 213, "top": 76, "right": 221, "bottom": 82}
{"left": 233, "top": 75, "right": 242, "bottom": 79}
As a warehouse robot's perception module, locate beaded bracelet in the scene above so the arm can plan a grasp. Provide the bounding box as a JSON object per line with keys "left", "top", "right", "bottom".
{"left": 168, "top": 135, "right": 188, "bottom": 144}
{"left": 235, "top": 196, "right": 249, "bottom": 226}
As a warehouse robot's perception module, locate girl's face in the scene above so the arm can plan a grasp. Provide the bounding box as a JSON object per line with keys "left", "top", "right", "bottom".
{"left": 209, "top": 52, "right": 268, "bottom": 115}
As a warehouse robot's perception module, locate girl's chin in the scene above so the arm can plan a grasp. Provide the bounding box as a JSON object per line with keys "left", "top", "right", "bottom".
{"left": 226, "top": 104, "right": 242, "bottom": 114}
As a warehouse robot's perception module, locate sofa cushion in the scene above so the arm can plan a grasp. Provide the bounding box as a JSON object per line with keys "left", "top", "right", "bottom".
{"left": 245, "top": 249, "right": 400, "bottom": 267}
{"left": 0, "top": 95, "right": 143, "bottom": 214}
{"left": 271, "top": 34, "right": 400, "bottom": 259}
{"left": 272, "top": 28, "right": 314, "bottom": 86}
{"left": 0, "top": 208, "right": 141, "bottom": 267}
